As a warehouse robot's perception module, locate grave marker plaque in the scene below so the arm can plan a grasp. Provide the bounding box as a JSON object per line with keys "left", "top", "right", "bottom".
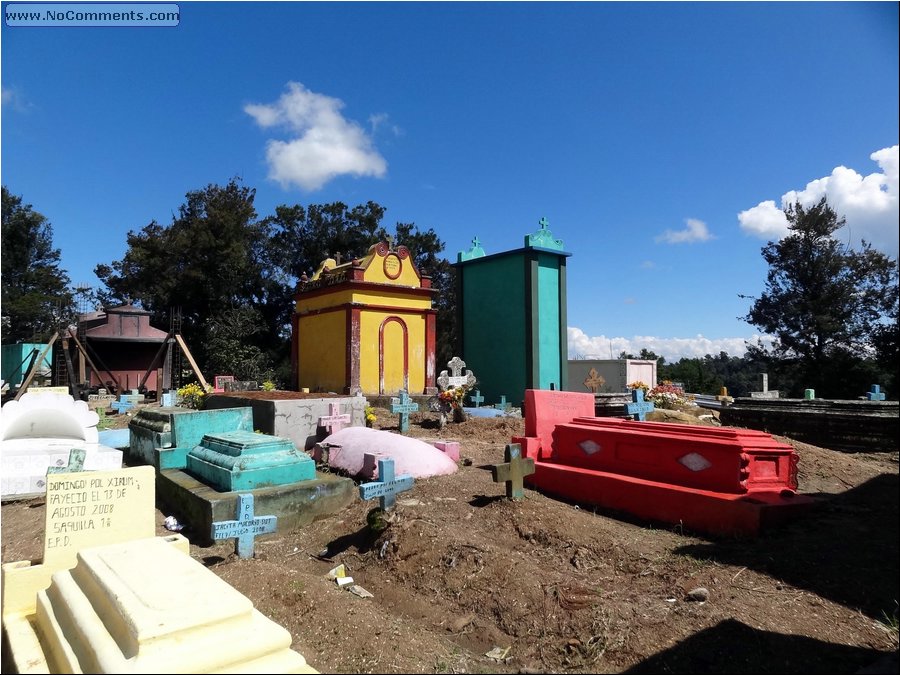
{"left": 42, "top": 465, "right": 156, "bottom": 567}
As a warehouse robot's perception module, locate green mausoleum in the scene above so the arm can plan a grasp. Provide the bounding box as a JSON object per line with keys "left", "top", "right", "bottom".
{"left": 454, "top": 217, "right": 571, "bottom": 407}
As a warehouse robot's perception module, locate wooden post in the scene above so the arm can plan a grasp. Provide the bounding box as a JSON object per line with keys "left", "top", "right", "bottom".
{"left": 14, "top": 333, "right": 58, "bottom": 400}
{"left": 174, "top": 334, "right": 209, "bottom": 390}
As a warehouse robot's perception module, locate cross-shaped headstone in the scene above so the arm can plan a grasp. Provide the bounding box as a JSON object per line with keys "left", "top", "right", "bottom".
{"left": 624, "top": 388, "right": 655, "bottom": 421}
{"left": 47, "top": 448, "right": 87, "bottom": 475}
{"left": 319, "top": 402, "right": 351, "bottom": 434}
{"left": 390, "top": 389, "right": 420, "bottom": 433}
{"left": 491, "top": 443, "right": 535, "bottom": 500}
{"left": 211, "top": 493, "right": 277, "bottom": 559}
{"left": 583, "top": 367, "right": 605, "bottom": 393}
{"left": 469, "top": 389, "right": 484, "bottom": 407}
{"left": 437, "top": 356, "right": 476, "bottom": 390}
{"left": 334, "top": 251, "right": 343, "bottom": 265}
{"left": 497, "top": 395, "right": 510, "bottom": 411}
{"left": 386, "top": 234, "right": 395, "bottom": 250}
{"left": 358, "top": 456, "right": 414, "bottom": 510}
{"left": 867, "top": 384, "right": 886, "bottom": 401}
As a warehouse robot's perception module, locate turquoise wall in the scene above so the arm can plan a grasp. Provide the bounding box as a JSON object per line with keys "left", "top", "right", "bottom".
{"left": 1, "top": 343, "right": 51, "bottom": 386}
{"left": 536, "top": 254, "right": 561, "bottom": 389}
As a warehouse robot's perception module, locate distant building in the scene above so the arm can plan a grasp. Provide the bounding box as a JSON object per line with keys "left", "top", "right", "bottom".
{"left": 566, "top": 359, "right": 658, "bottom": 394}
{"left": 75, "top": 303, "right": 169, "bottom": 392}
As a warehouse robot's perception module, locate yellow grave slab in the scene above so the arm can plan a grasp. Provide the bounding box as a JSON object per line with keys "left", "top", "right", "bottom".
{"left": 35, "top": 537, "right": 315, "bottom": 673}
{"left": 1, "top": 465, "right": 316, "bottom": 674}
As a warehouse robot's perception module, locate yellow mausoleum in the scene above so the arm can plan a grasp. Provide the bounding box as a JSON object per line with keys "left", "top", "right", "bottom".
{"left": 292, "top": 241, "right": 437, "bottom": 395}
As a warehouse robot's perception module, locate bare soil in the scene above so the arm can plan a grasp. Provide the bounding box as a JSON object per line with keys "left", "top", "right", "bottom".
{"left": 2, "top": 406, "right": 898, "bottom": 674}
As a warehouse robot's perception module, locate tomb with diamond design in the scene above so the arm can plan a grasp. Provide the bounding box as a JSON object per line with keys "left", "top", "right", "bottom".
{"left": 511, "top": 389, "right": 816, "bottom": 536}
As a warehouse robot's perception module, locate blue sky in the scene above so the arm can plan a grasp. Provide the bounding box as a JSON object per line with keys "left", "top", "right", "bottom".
{"left": 2, "top": 1, "right": 898, "bottom": 362}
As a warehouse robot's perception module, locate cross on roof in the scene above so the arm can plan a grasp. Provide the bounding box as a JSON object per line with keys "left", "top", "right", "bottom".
{"left": 491, "top": 443, "right": 535, "bottom": 500}
{"left": 358, "top": 456, "right": 414, "bottom": 510}
{"left": 538, "top": 216, "right": 550, "bottom": 230}
{"left": 471, "top": 236, "right": 481, "bottom": 248}
{"left": 210, "top": 493, "right": 277, "bottom": 559}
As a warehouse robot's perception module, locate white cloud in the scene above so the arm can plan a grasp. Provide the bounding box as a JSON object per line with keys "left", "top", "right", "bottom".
{"left": 245, "top": 82, "right": 387, "bottom": 191}
{"left": 738, "top": 145, "right": 899, "bottom": 256}
{"left": 655, "top": 218, "right": 714, "bottom": 244}
{"left": 2, "top": 86, "right": 29, "bottom": 111}
{"left": 567, "top": 326, "right": 775, "bottom": 363}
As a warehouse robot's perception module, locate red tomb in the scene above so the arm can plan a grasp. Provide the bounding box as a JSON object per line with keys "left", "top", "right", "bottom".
{"left": 512, "top": 390, "right": 815, "bottom": 536}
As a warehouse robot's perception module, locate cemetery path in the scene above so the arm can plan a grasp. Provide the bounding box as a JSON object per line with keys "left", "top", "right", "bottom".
{"left": 2, "top": 407, "right": 897, "bottom": 674}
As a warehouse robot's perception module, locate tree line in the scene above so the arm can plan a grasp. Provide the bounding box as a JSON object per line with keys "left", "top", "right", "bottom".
{"left": 2, "top": 183, "right": 896, "bottom": 398}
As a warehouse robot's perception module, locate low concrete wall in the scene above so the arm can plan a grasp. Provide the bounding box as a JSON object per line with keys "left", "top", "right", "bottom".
{"left": 718, "top": 397, "right": 898, "bottom": 452}
{"left": 205, "top": 394, "right": 367, "bottom": 450}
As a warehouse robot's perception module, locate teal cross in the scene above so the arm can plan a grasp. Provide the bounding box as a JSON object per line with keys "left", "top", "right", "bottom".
{"left": 390, "top": 389, "right": 419, "bottom": 433}
{"left": 471, "top": 236, "right": 481, "bottom": 248}
{"left": 47, "top": 448, "right": 87, "bottom": 475}
{"left": 211, "top": 493, "right": 277, "bottom": 559}
{"left": 624, "top": 388, "right": 655, "bottom": 421}
{"left": 867, "top": 384, "right": 886, "bottom": 401}
{"left": 469, "top": 389, "right": 484, "bottom": 407}
{"left": 359, "top": 457, "right": 414, "bottom": 510}
{"left": 497, "top": 395, "right": 510, "bottom": 411}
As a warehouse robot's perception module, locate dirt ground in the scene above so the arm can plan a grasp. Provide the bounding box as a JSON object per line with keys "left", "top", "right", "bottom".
{"left": 2, "top": 405, "right": 898, "bottom": 674}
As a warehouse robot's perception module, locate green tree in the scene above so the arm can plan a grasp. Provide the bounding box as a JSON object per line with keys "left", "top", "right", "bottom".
{"left": 95, "top": 179, "right": 290, "bottom": 377}
{"left": 1, "top": 186, "right": 74, "bottom": 343}
{"left": 742, "top": 198, "right": 898, "bottom": 398}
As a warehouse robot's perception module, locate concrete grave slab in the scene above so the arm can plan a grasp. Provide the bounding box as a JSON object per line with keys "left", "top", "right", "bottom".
{"left": 205, "top": 392, "right": 367, "bottom": 450}
{"left": 1, "top": 392, "right": 123, "bottom": 500}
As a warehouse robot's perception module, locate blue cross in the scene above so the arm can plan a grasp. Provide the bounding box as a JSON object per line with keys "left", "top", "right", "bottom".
{"left": 624, "top": 388, "right": 655, "bottom": 421}
{"left": 391, "top": 389, "right": 419, "bottom": 433}
{"left": 211, "top": 493, "right": 277, "bottom": 559}
{"left": 469, "top": 389, "right": 484, "bottom": 407}
{"left": 358, "top": 457, "right": 414, "bottom": 510}
{"left": 497, "top": 395, "right": 510, "bottom": 411}
{"left": 867, "top": 384, "right": 886, "bottom": 401}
